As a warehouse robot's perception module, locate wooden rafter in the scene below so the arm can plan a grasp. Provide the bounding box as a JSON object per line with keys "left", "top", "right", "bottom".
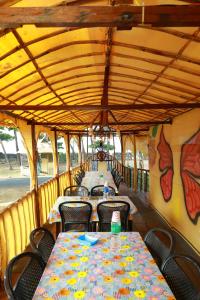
{"left": 3, "top": 60, "right": 199, "bottom": 107}
{"left": 30, "top": 120, "right": 171, "bottom": 126}
{"left": 1, "top": 103, "right": 200, "bottom": 110}
{"left": 0, "top": 6, "right": 200, "bottom": 28}
{"left": 118, "top": 27, "right": 200, "bottom": 123}
{"left": 11, "top": 29, "right": 84, "bottom": 123}
{"left": 0, "top": 0, "right": 21, "bottom": 7}
{"left": 101, "top": 27, "right": 113, "bottom": 126}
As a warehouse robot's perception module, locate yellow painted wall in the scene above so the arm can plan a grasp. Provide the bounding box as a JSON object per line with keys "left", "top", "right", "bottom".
{"left": 149, "top": 108, "right": 200, "bottom": 253}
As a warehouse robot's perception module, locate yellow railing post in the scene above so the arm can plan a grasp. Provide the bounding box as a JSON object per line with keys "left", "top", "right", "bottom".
{"left": 53, "top": 130, "right": 60, "bottom": 197}
{"left": 31, "top": 122, "right": 40, "bottom": 227}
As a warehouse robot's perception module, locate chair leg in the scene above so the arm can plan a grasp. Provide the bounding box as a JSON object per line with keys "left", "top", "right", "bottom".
{"left": 91, "top": 222, "right": 97, "bottom": 232}
{"left": 128, "top": 220, "right": 132, "bottom": 231}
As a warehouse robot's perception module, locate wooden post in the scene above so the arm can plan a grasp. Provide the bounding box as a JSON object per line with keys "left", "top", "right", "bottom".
{"left": 120, "top": 134, "right": 124, "bottom": 177}
{"left": 54, "top": 130, "right": 60, "bottom": 197}
{"left": 66, "top": 133, "right": 72, "bottom": 186}
{"left": 78, "top": 134, "right": 82, "bottom": 165}
{"left": 133, "top": 134, "right": 138, "bottom": 192}
{"left": 113, "top": 133, "right": 116, "bottom": 159}
{"left": 87, "top": 129, "right": 88, "bottom": 157}
{"left": 31, "top": 122, "right": 40, "bottom": 227}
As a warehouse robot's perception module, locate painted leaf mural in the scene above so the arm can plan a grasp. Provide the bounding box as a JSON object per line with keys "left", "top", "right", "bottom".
{"left": 181, "top": 129, "right": 200, "bottom": 224}
{"left": 157, "top": 127, "right": 174, "bottom": 201}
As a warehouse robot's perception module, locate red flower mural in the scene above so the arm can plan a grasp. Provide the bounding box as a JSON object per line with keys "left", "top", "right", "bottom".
{"left": 157, "top": 127, "right": 174, "bottom": 201}
{"left": 181, "top": 129, "right": 200, "bottom": 224}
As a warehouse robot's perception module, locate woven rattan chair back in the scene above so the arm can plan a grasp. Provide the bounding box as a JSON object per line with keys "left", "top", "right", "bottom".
{"left": 144, "top": 227, "right": 174, "bottom": 269}
{"left": 64, "top": 185, "right": 89, "bottom": 196}
{"left": 97, "top": 200, "right": 130, "bottom": 231}
{"left": 162, "top": 255, "right": 200, "bottom": 300}
{"left": 4, "top": 252, "right": 45, "bottom": 300}
{"left": 59, "top": 201, "right": 92, "bottom": 232}
{"left": 73, "top": 175, "right": 82, "bottom": 185}
{"left": 30, "top": 227, "right": 55, "bottom": 263}
{"left": 91, "top": 185, "right": 115, "bottom": 196}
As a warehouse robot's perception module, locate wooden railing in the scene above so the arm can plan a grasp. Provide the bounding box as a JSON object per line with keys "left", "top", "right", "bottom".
{"left": 0, "top": 158, "right": 148, "bottom": 281}
{"left": 0, "top": 190, "right": 37, "bottom": 281}
{"left": 89, "top": 154, "right": 149, "bottom": 192}
{"left": 137, "top": 168, "right": 149, "bottom": 192}
{"left": 0, "top": 160, "right": 89, "bottom": 281}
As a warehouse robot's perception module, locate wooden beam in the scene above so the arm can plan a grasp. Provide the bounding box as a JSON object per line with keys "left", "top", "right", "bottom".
{"left": 101, "top": 27, "right": 113, "bottom": 125}
{"left": 63, "top": 129, "right": 149, "bottom": 134}
{"left": 2, "top": 103, "right": 200, "bottom": 111}
{"left": 0, "top": 0, "right": 21, "bottom": 7}
{"left": 0, "top": 5, "right": 200, "bottom": 28}
{"left": 30, "top": 120, "right": 171, "bottom": 126}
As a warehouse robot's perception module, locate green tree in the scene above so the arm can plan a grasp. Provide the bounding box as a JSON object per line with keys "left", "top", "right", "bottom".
{"left": 0, "top": 126, "right": 14, "bottom": 170}
{"left": 89, "top": 140, "right": 114, "bottom": 151}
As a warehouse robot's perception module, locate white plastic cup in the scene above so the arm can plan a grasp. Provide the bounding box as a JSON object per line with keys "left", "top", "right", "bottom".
{"left": 111, "top": 211, "right": 120, "bottom": 223}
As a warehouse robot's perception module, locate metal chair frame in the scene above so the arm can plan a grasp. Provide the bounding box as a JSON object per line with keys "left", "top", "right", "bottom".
{"left": 91, "top": 185, "right": 116, "bottom": 196}
{"left": 30, "top": 227, "right": 55, "bottom": 263}
{"left": 59, "top": 201, "right": 92, "bottom": 232}
{"left": 4, "top": 252, "right": 45, "bottom": 300}
{"left": 162, "top": 254, "right": 200, "bottom": 300}
{"left": 144, "top": 227, "right": 174, "bottom": 269}
{"left": 64, "top": 185, "right": 89, "bottom": 196}
{"left": 97, "top": 200, "right": 130, "bottom": 232}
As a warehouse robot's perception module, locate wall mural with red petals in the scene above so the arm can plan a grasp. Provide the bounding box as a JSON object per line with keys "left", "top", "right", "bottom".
{"left": 157, "top": 127, "right": 174, "bottom": 202}
{"left": 181, "top": 129, "right": 200, "bottom": 224}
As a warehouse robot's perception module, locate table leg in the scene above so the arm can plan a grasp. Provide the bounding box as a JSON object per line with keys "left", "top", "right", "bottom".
{"left": 56, "top": 222, "right": 61, "bottom": 237}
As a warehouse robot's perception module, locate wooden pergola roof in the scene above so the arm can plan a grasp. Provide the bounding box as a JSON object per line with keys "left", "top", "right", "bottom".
{"left": 0, "top": 0, "right": 200, "bottom": 134}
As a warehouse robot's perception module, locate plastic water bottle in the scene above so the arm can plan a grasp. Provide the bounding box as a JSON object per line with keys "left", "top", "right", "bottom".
{"left": 111, "top": 211, "right": 121, "bottom": 234}
{"left": 103, "top": 182, "right": 109, "bottom": 200}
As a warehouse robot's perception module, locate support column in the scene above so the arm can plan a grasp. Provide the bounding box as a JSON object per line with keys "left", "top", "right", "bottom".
{"left": 87, "top": 130, "right": 88, "bottom": 159}
{"left": 65, "top": 133, "right": 70, "bottom": 172}
{"left": 121, "top": 134, "right": 124, "bottom": 165}
{"left": 66, "top": 133, "right": 72, "bottom": 186}
{"left": 53, "top": 130, "right": 60, "bottom": 197}
{"left": 31, "top": 122, "right": 40, "bottom": 227}
{"left": 113, "top": 132, "right": 116, "bottom": 159}
{"left": 78, "top": 134, "right": 82, "bottom": 165}
{"left": 133, "top": 134, "right": 138, "bottom": 192}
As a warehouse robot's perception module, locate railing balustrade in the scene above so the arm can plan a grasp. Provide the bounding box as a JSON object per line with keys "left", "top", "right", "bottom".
{"left": 90, "top": 153, "right": 150, "bottom": 192}
{"left": 0, "top": 190, "right": 37, "bottom": 281}
{"left": 0, "top": 160, "right": 89, "bottom": 281}
{"left": 0, "top": 157, "right": 148, "bottom": 282}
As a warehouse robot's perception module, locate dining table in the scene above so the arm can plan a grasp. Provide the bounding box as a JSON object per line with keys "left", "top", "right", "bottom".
{"left": 48, "top": 195, "right": 137, "bottom": 224}
{"left": 33, "top": 232, "right": 175, "bottom": 299}
{"left": 81, "top": 171, "right": 118, "bottom": 193}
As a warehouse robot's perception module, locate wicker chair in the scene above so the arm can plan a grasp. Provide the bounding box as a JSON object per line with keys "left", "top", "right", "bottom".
{"left": 162, "top": 255, "right": 200, "bottom": 300}
{"left": 115, "top": 175, "right": 124, "bottom": 188}
{"left": 97, "top": 200, "right": 130, "bottom": 231}
{"left": 59, "top": 201, "right": 92, "bottom": 232}
{"left": 144, "top": 227, "right": 174, "bottom": 269}
{"left": 4, "top": 252, "right": 45, "bottom": 300}
{"left": 30, "top": 227, "right": 55, "bottom": 263}
{"left": 64, "top": 185, "right": 89, "bottom": 196}
{"left": 73, "top": 174, "right": 82, "bottom": 185}
{"left": 91, "top": 185, "right": 116, "bottom": 196}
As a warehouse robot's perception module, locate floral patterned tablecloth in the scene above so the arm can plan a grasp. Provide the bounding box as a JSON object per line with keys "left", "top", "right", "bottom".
{"left": 33, "top": 232, "right": 175, "bottom": 300}
{"left": 48, "top": 196, "right": 137, "bottom": 223}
